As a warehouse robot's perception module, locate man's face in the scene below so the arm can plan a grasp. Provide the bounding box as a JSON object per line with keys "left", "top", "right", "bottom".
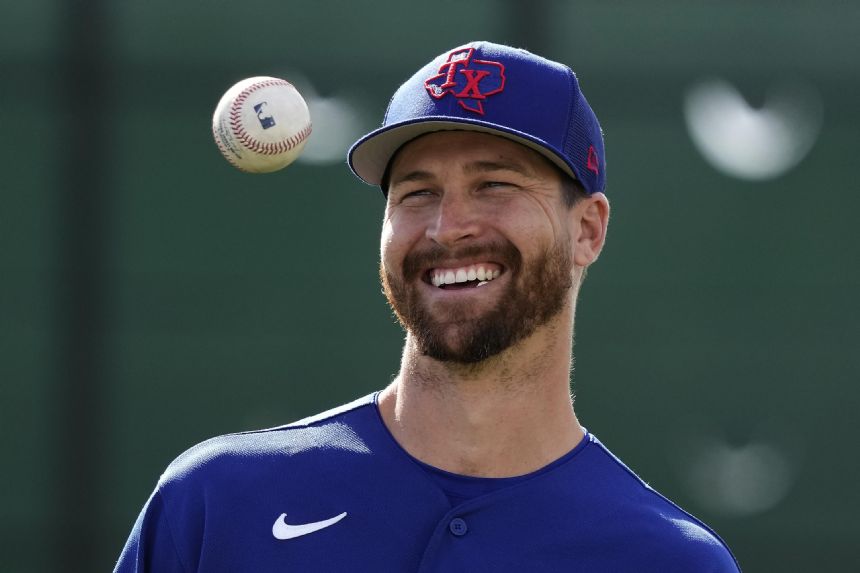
{"left": 379, "top": 131, "right": 579, "bottom": 364}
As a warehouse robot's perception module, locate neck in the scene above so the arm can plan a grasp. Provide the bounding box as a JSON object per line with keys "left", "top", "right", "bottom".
{"left": 378, "top": 306, "right": 585, "bottom": 478}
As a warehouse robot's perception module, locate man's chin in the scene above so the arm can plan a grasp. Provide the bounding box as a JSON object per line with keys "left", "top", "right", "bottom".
{"left": 409, "top": 319, "right": 508, "bottom": 364}
{"left": 418, "top": 342, "right": 495, "bottom": 365}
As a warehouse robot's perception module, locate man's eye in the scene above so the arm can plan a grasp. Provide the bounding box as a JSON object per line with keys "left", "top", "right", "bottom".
{"left": 483, "top": 181, "right": 514, "bottom": 189}
{"left": 399, "top": 189, "right": 434, "bottom": 201}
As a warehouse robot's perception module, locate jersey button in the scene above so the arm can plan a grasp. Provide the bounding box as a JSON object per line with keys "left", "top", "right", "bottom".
{"left": 449, "top": 517, "right": 468, "bottom": 536}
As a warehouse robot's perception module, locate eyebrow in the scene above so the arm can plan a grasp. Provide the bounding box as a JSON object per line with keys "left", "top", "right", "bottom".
{"left": 463, "top": 159, "right": 534, "bottom": 177}
{"left": 390, "top": 170, "right": 435, "bottom": 187}
{"left": 390, "top": 159, "right": 534, "bottom": 187}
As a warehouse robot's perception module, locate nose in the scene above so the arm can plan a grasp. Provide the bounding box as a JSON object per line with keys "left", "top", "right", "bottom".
{"left": 425, "top": 193, "right": 483, "bottom": 247}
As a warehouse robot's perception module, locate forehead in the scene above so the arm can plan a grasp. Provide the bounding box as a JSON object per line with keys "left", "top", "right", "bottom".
{"left": 388, "top": 130, "right": 558, "bottom": 181}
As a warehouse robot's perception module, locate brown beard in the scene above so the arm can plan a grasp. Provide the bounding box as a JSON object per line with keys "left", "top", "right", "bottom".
{"left": 381, "top": 238, "right": 573, "bottom": 364}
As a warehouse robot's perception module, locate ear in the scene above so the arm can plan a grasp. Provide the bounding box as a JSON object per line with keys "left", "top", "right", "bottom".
{"left": 570, "top": 193, "right": 610, "bottom": 267}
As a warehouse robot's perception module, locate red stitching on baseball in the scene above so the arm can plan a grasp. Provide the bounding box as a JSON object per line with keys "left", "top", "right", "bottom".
{"left": 213, "top": 123, "right": 250, "bottom": 171}
{"left": 229, "top": 79, "right": 312, "bottom": 157}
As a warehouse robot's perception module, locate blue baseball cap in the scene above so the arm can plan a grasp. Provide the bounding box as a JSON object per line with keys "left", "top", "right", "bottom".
{"left": 348, "top": 41, "right": 606, "bottom": 195}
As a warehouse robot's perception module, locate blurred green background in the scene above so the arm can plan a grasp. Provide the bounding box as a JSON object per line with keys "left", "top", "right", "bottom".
{"left": 2, "top": 0, "right": 858, "bottom": 571}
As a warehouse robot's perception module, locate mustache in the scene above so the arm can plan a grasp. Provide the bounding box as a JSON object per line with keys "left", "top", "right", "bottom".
{"left": 401, "top": 241, "right": 523, "bottom": 281}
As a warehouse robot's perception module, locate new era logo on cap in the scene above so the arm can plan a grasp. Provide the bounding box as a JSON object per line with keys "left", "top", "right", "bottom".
{"left": 587, "top": 145, "right": 600, "bottom": 175}
{"left": 424, "top": 48, "right": 506, "bottom": 116}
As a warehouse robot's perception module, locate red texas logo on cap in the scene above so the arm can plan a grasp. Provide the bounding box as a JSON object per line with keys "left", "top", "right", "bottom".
{"left": 424, "top": 48, "right": 506, "bottom": 115}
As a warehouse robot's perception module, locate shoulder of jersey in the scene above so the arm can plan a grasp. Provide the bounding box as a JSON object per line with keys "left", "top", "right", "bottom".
{"left": 157, "top": 393, "right": 377, "bottom": 488}
{"left": 587, "top": 434, "right": 741, "bottom": 572}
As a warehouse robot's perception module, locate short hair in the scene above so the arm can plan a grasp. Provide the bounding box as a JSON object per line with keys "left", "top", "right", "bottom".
{"left": 559, "top": 172, "right": 589, "bottom": 208}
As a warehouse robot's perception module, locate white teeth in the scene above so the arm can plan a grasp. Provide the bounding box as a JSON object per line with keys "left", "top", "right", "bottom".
{"left": 476, "top": 280, "right": 489, "bottom": 287}
{"left": 432, "top": 265, "right": 501, "bottom": 287}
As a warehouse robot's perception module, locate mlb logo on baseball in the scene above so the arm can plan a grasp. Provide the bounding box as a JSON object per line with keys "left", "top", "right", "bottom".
{"left": 253, "top": 102, "right": 276, "bottom": 129}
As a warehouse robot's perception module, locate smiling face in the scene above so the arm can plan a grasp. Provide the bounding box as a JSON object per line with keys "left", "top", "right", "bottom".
{"left": 380, "top": 130, "right": 581, "bottom": 364}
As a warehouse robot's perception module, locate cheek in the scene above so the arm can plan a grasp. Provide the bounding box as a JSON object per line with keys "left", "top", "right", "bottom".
{"left": 380, "top": 215, "right": 416, "bottom": 276}
{"left": 380, "top": 222, "right": 397, "bottom": 271}
{"left": 535, "top": 204, "right": 574, "bottom": 252}
{"left": 506, "top": 204, "right": 565, "bottom": 247}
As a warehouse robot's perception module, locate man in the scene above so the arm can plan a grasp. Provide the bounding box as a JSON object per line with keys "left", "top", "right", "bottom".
{"left": 116, "top": 41, "right": 741, "bottom": 572}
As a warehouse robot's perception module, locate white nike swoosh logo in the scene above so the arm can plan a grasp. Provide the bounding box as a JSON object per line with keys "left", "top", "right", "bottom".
{"left": 272, "top": 511, "right": 348, "bottom": 540}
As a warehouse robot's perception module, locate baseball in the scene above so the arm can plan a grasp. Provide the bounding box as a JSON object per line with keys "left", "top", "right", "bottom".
{"left": 212, "top": 76, "right": 312, "bottom": 173}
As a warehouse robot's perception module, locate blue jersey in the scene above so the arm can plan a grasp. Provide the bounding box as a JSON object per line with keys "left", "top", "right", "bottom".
{"left": 115, "top": 393, "right": 740, "bottom": 572}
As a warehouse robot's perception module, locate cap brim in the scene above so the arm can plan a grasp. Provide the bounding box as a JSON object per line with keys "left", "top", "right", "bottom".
{"left": 348, "top": 117, "right": 577, "bottom": 186}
